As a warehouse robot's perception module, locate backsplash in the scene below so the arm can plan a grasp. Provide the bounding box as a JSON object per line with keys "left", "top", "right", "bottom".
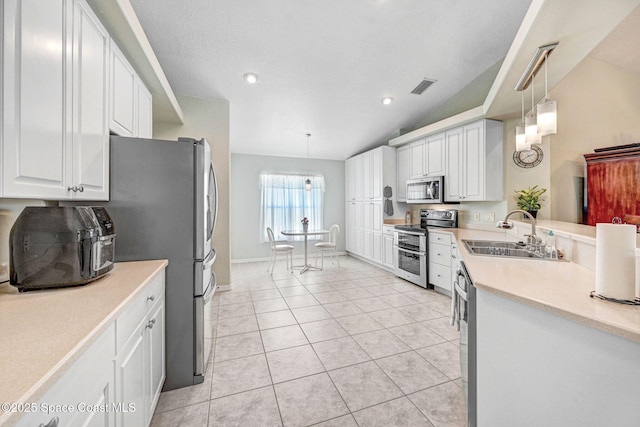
{"left": 408, "top": 200, "right": 508, "bottom": 230}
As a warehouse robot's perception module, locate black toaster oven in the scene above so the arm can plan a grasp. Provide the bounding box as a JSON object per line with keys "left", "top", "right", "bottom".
{"left": 9, "top": 207, "right": 116, "bottom": 292}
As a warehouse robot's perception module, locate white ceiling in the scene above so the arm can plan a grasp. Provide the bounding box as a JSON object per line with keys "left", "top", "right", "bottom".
{"left": 129, "top": 0, "right": 532, "bottom": 160}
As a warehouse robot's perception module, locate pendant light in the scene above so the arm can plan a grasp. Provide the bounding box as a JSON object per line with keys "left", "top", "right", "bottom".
{"left": 516, "top": 91, "right": 530, "bottom": 152}
{"left": 537, "top": 51, "right": 557, "bottom": 136}
{"left": 305, "top": 133, "right": 312, "bottom": 191}
{"left": 525, "top": 73, "right": 542, "bottom": 145}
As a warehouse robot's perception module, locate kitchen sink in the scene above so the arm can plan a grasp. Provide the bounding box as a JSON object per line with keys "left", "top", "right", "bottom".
{"left": 461, "top": 239, "right": 556, "bottom": 260}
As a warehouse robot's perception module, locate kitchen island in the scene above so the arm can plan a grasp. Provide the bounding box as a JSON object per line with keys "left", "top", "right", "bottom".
{"left": 447, "top": 227, "right": 640, "bottom": 426}
{"left": 0, "top": 259, "right": 168, "bottom": 427}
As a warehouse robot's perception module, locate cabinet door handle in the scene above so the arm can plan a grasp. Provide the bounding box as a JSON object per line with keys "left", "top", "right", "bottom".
{"left": 147, "top": 319, "right": 156, "bottom": 329}
{"left": 40, "top": 416, "right": 59, "bottom": 427}
{"left": 67, "top": 185, "right": 85, "bottom": 193}
{"left": 147, "top": 295, "right": 155, "bottom": 302}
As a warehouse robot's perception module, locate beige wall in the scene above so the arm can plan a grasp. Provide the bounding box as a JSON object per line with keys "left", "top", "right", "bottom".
{"left": 547, "top": 56, "right": 640, "bottom": 223}
{"left": 154, "top": 95, "right": 231, "bottom": 286}
{"left": 503, "top": 118, "right": 552, "bottom": 220}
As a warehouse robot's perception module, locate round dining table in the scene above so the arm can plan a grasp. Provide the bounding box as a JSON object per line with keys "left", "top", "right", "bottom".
{"left": 280, "top": 229, "right": 329, "bottom": 273}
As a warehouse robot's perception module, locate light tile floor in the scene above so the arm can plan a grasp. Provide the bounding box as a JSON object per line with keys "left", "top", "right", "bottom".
{"left": 151, "top": 256, "right": 467, "bottom": 427}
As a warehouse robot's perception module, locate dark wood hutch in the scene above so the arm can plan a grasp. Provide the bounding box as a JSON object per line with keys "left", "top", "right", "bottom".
{"left": 584, "top": 144, "right": 640, "bottom": 226}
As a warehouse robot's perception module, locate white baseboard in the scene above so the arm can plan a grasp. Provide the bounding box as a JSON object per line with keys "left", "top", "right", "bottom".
{"left": 215, "top": 283, "right": 231, "bottom": 293}
{"left": 344, "top": 252, "right": 395, "bottom": 273}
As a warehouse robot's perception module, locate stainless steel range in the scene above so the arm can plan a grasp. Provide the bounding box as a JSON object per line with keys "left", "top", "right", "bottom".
{"left": 393, "top": 208, "right": 458, "bottom": 288}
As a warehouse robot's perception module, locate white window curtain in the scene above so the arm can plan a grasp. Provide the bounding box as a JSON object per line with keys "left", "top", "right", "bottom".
{"left": 259, "top": 173, "right": 325, "bottom": 242}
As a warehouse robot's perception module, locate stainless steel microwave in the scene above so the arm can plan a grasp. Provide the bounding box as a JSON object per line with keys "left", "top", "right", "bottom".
{"left": 406, "top": 176, "right": 444, "bottom": 204}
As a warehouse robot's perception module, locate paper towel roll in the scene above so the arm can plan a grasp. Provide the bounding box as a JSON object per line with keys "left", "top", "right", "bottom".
{"left": 595, "top": 223, "right": 637, "bottom": 300}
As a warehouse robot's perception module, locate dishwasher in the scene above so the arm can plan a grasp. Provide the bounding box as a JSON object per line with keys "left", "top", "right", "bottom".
{"left": 451, "top": 261, "right": 476, "bottom": 427}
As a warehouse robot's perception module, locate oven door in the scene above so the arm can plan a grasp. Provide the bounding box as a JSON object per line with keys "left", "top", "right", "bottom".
{"left": 395, "top": 231, "right": 426, "bottom": 252}
{"left": 393, "top": 246, "right": 427, "bottom": 288}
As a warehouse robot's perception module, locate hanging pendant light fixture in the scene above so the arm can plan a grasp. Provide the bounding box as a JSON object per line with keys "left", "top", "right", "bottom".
{"left": 305, "top": 133, "right": 312, "bottom": 191}
{"left": 516, "top": 91, "right": 530, "bottom": 152}
{"left": 537, "top": 51, "right": 558, "bottom": 136}
{"left": 525, "top": 73, "right": 542, "bottom": 145}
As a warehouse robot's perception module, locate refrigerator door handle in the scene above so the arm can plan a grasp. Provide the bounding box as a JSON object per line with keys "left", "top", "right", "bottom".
{"left": 194, "top": 272, "right": 216, "bottom": 378}
{"left": 203, "top": 248, "right": 216, "bottom": 271}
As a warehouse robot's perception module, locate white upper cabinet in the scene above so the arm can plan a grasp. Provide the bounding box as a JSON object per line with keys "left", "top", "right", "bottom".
{"left": 396, "top": 144, "right": 410, "bottom": 202}
{"left": 110, "top": 43, "right": 136, "bottom": 137}
{"left": 1, "top": 0, "right": 153, "bottom": 200}
{"left": 345, "top": 157, "right": 357, "bottom": 201}
{"left": 345, "top": 146, "right": 397, "bottom": 269}
{"left": 71, "top": 0, "right": 110, "bottom": 200}
{"left": 109, "top": 37, "right": 153, "bottom": 138}
{"left": 136, "top": 78, "right": 153, "bottom": 138}
{"left": 354, "top": 155, "right": 364, "bottom": 201}
{"left": 409, "top": 139, "right": 426, "bottom": 178}
{"left": 445, "top": 119, "right": 503, "bottom": 202}
{"left": 408, "top": 133, "right": 445, "bottom": 178}
{"left": 1, "top": 0, "right": 109, "bottom": 200}
{"left": 2, "top": 0, "right": 71, "bottom": 199}
{"left": 426, "top": 133, "right": 445, "bottom": 176}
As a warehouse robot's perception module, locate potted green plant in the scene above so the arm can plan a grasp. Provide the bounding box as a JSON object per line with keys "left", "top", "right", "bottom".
{"left": 514, "top": 185, "right": 546, "bottom": 218}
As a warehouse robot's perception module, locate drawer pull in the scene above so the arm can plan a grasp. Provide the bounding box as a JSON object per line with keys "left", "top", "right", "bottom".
{"left": 147, "top": 319, "right": 156, "bottom": 329}
{"left": 40, "top": 417, "right": 59, "bottom": 427}
{"left": 147, "top": 295, "right": 155, "bottom": 302}
{"left": 437, "top": 274, "right": 442, "bottom": 277}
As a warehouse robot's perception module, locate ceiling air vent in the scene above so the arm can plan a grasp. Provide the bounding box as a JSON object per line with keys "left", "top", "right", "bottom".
{"left": 410, "top": 78, "right": 436, "bottom": 95}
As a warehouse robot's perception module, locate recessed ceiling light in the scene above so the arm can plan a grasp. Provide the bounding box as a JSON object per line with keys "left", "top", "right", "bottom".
{"left": 243, "top": 73, "right": 259, "bottom": 84}
{"left": 381, "top": 97, "right": 393, "bottom": 105}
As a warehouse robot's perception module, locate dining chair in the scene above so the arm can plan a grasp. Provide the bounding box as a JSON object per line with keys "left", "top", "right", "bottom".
{"left": 267, "top": 227, "right": 294, "bottom": 274}
{"left": 314, "top": 224, "right": 340, "bottom": 269}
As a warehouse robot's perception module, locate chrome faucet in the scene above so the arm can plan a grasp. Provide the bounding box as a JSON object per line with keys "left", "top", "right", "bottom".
{"left": 496, "top": 210, "right": 542, "bottom": 249}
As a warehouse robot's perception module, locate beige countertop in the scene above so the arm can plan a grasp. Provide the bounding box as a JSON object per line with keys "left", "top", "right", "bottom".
{"left": 0, "top": 260, "right": 168, "bottom": 422}
{"left": 447, "top": 228, "right": 640, "bottom": 343}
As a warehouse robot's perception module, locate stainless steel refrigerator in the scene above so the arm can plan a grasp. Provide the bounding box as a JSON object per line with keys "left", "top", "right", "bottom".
{"left": 66, "top": 136, "right": 218, "bottom": 390}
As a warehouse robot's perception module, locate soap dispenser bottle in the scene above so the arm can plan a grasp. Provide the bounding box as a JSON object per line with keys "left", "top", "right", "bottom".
{"left": 544, "top": 230, "right": 557, "bottom": 259}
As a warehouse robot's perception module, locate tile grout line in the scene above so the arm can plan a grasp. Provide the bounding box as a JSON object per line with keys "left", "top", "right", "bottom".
{"left": 188, "top": 258, "right": 462, "bottom": 426}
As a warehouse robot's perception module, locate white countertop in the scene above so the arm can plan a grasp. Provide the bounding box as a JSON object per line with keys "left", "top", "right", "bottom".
{"left": 447, "top": 227, "right": 640, "bottom": 343}
{"left": 0, "top": 260, "right": 168, "bottom": 422}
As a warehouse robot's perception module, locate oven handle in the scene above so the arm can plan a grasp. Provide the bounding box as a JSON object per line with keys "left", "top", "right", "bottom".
{"left": 395, "top": 230, "right": 426, "bottom": 237}
{"left": 397, "top": 247, "right": 425, "bottom": 256}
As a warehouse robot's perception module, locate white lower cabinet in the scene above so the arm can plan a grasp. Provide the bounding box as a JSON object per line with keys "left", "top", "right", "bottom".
{"left": 428, "top": 231, "right": 452, "bottom": 292}
{"left": 15, "top": 271, "right": 165, "bottom": 427}
{"left": 363, "top": 201, "right": 383, "bottom": 263}
{"left": 16, "top": 325, "right": 116, "bottom": 427}
{"left": 115, "top": 271, "right": 165, "bottom": 427}
{"left": 345, "top": 146, "right": 399, "bottom": 269}
{"left": 382, "top": 225, "right": 395, "bottom": 269}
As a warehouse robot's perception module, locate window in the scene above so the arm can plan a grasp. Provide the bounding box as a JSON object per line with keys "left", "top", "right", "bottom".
{"left": 259, "top": 173, "right": 325, "bottom": 242}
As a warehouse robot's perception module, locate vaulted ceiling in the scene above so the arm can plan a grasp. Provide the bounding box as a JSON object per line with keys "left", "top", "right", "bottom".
{"left": 129, "top": 0, "right": 532, "bottom": 160}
